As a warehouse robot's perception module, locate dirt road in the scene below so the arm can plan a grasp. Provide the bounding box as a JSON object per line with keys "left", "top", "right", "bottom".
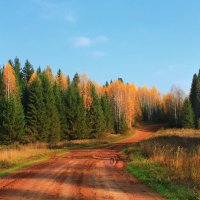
{"left": 0, "top": 125, "right": 164, "bottom": 200}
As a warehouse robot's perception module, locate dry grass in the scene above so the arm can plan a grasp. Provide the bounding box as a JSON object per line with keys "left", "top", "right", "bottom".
{"left": 0, "top": 143, "right": 50, "bottom": 168}
{"left": 139, "top": 129, "right": 200, "bottom": 188}
{"left": 157, "top": 128, "right": 200, "bottom": 137}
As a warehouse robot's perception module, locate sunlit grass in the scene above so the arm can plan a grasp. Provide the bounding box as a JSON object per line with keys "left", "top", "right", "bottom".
{"left": 124, "top": 128, "right": 200, "bottom": 200}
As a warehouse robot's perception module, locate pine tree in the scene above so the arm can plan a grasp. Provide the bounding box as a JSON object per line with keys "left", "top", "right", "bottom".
{"left": 65, "top": 85, "right": 87, "bottom": 140}
{"left": 72, "top": 73, "right": 80, "bottom": 88}
{"left": 0, "top": 93, "right": 25, "bottom": 144}
{"left": 0, "top": 68, "right": 5, "bottom": 138}
{"left": 37, "top": 66, "right": 42, "bottom": 74}
{"left": 53, "top": 82, "right": 67, "bottom": 140}
{"left": 40, "top": 73, "right": 61, "bottom": 144}
{"left": 118, "top": 113, "right": 128, "bottom": 134}
{"left": 21, "top": 60, "right": 34, "bottom": 114}
{"left": 100, "top": 95, "right": 114, "bottom": 132}
{"left": 25, "top": 77, "right": 47, "bottom": 142}
{"left": 13, "top": 57, "right": 23, "bottom": 98}
{"left": 181, "top": 99, "right": 194, "bottom": 128}
{"left": 22, "top": 60, "right": 34, "bottom": 82}
{"left": 13, "top": 57, "right": 21, "bottom": 81}
{"left": 190, "top": 73, "right": 197, "bottom": 115}
{"left": 194, "top": 77, "right": 200, "bottom": 128}
{"left": 87, "top": 84, "right": 106, "bottom": 138}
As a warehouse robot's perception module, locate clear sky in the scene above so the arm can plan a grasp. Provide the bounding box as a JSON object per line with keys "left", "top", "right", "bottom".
{"left": 0, "top": 0, "right": 200, "bottom": 94}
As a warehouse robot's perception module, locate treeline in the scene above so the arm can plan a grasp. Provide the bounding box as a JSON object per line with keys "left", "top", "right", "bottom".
{"left": 138, "top": 71, "right": 200, "bottom": 129}
{"left": 0, "top": 58, "right": 135, "bottom": 145}
{"left": 0, "top": 58, "right": 198, "bottom": 145}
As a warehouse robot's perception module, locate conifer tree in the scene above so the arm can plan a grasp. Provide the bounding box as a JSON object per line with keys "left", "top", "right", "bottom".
{"left": 0, "top": 94, "right": 25, "bottom": 144}
{"left": 194, "top": 77, "right": 200, "bottom": 128}
{"left": 0, "top": 69, "right": 5, "bottom": 137}
{"left": 40, "top": 73, "right": 61, "bottom": 144}
{"left": 87, "top": 84, "right": 106, "bottom": 138}
{"left": 21, "top": 60, "right": 35, "bottom": 114}
{"left": 72, "top": 73, "right": 80, "bottom": 88}
{"left": 25, "top": 76, "right": 47, "bottom": 142}
{"left": 53, "top": 82, "right": 67, "bottom": 140}
{"left": 100, "top": 95, "right": 114, "bottom": 132}
{"left": 22, "top": 60, "right": 34, "bottom": 82}
{"left": 65, "top": 84, "right": 87, "bottom": 139}
{"left": 181, "top": 99, "right": 194, "bottom": 128}
{"left": 37, "top": 66, "right": 42, "bottom": 74}
{"left": 190, "top": 74, "right": 197, "bottom": 115}
{"left": 118, "top": 113, "right": 128, "bottom": 134}
{"left": 13, "top": 57, "right": 21, "bottom": 81}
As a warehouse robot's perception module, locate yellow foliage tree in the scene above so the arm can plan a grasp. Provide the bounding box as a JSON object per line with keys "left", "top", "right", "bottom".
{"left": 3, "top": 63, "right": 17, "bottom": 98}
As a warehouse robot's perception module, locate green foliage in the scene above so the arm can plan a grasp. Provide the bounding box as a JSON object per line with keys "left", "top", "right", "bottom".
{"left": 65, "top": 84, "right": 87, "bottom": 140}
{"left": 87, "top": 84, "right": 106, "bottom": 138}
{"left": 0, "top": 94, "right": 25, "bottom": 144}
{"left": 25, "top": 77, "right": 47, "bottom": 142}
{"left": 181, "top": 99, "right": 195, "bottom": 128}
{"left": 115, "top": 113, "right": 128, "bottom": 134}
{"left": 189, "top": 70, "right": 200, "bottom": 129}
{"left": 53, "top": 83, "right": 67, "bottom": 140}
{"left": 126, "top": 144, "right": 199, "bottom": 200}
{"left": 72, "top": 72, "right": 80, "bottom": 88}
{"left": 190, "top": 74, "right": 197, "bottom": 111}
{"left": 194, "top": 77, "right": 200, "bottom": 128}
{"left": 40, "top": 73, "right": 61, "bottom": 144}
{"left": 100, "top": 95, "right": 114, "bottom": 132}
{"left": 22, "top": 60, "right": 34, "bottom": 82}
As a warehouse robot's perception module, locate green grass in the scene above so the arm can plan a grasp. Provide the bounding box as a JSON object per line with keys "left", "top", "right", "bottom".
{"left": 0, "top": 158, "right": 47, "bottom": 177}
{"left": 125, "top": 144, "right": 200, "bottom": 200}
{"left": 59, "top": 130, "right": 136, "bottom": 150}
{"left": 0, "top": 149, "right": 67, "bottom": 177}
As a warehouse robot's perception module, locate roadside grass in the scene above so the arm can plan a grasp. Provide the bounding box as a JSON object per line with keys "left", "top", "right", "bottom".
{"left": 56, "top": 129, "right": 136, "bottom": 150}
{"left": 0, "top": 143, "right": 67, "bottom": 177}
{"left": 123, "top": 129, "right": 200, "bottom": 200}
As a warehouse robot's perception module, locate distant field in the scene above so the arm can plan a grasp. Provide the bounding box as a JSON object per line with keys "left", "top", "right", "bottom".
{"left": 124, "top": 128, "right": 200, "bottom": 200}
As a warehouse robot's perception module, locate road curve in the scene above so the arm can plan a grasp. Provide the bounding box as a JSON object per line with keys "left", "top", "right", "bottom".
{"left": 0, "top": 125, "right": 165, "bottom": 200}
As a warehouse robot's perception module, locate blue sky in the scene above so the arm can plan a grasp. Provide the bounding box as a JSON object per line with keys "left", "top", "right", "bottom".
{"left": 0, "top": 0, "right": 200, "bottom": 94}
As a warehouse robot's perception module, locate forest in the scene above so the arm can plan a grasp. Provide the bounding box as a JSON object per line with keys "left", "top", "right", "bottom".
{"left": 0, "top": 57, "right": 199, "bottom": 145}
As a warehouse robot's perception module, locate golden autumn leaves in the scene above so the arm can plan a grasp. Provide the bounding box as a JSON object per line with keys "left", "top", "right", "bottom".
{"left": 3, "top": 63, "right": 17, "bottom": 98}
{"left": 2, "top": 63, "right": 181, "bottom": 130}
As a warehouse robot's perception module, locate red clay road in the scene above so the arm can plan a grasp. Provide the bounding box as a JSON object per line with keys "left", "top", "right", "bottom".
{"left": 0, "top": 125, "right": 165, "bottom": 200}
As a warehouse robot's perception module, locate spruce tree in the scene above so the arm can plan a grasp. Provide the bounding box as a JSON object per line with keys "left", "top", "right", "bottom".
{"left": 0, "top": 94, "right": 25, "bottom": 144}
{"left": 190, "top": 74, "right": 197, "bottom": 114}
{"left": 65, "top": 85, "right": 87, "bottom": 140}
{"left": 22, "top": 60, "right": 34, "bottom": 82}
{"left": 13, "top": 57, "right": 21, "bottom": 81}
{"left": 72, "top": 73, "right": 80, "bottom": 88}
{"left": 118, "top": 113, "right": 128, "bottom": 134}
{"left": 21, "top": 60, "right": 34, "bottom": 114}
{"left": 87, "top": 84, "right": 106, "bottom": 138}
{"left": 53, "top": 82, "right": 67, "bottom": 140}
{"left": 40, "top": 73, "right": 61, "bottom": 144}
{"left": 0, "top": 69, "right": 5, "bottom": 139}
{"left": 100, "top": 95, "right": 114, "bottom": 132}
{"left": 13, "top": 57, "right": 23, "bottom": 98}
{"left": 181, "top": 99, "right": 194, "bottom": 128}
{"left": 194, "top": 77, "right": 200, "bottom": 128}
{"left": 25, "top": 77, "right": 47, "bottom": 142}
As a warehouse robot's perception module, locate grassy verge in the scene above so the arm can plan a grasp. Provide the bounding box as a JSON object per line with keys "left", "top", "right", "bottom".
{"left": 0, "top": 158, "right": 47, "bottom": 177}
{"left": 57, "top": 129, "right": 136, "bottom": 150}
{"left": 122, "top": 129, "right": 200, "bottom": 200}
{"left": 0, "top": 143, "right": 68, "bottom": 177}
